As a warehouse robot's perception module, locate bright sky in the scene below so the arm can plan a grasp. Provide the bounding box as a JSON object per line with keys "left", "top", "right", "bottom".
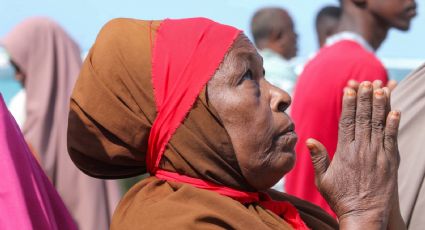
{"left": 0, "top": 0, "right": 424, "bottom": 59}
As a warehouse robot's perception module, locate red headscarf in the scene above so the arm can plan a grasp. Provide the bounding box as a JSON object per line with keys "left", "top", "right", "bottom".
{"left": 147, "top": 18, "right": 309, "bottom": 229}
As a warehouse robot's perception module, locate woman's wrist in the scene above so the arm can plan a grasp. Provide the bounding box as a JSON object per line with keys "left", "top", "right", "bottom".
{"left": 339, "top": 211, "right": 388, "bottom": 230}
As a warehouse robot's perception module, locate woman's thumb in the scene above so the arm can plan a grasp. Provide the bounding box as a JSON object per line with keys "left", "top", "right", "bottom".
{"left": 306, "top": 138, "right": 330, "bottom": 185}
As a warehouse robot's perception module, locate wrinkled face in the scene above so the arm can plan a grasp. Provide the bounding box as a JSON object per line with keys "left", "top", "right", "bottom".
{"left": 269, "top": 12, "right": 297, "bottom": 59}
{"left": 368, "top": 0, "right": 417, "bottom": 31}
{"left": 208, "top": 34, "right": 296, "bottom": 190}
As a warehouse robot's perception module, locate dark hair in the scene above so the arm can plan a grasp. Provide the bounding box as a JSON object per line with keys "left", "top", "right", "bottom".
{"left": 10, "top": 59, "right": 21, "bottom": 74}
{"left": 250, "top": 7, "right": 290, "bottom": 48}
{"left": 315, "top": 6, "right": 341, "bottom": 28}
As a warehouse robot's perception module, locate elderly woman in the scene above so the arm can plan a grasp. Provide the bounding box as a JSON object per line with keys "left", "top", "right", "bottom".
{"left": 68, "top": 18, "right": 403, "bottom": 229}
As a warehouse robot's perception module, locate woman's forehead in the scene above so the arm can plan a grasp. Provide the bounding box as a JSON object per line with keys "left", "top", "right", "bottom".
{"left": 233, "top": 34, "right": 257, "bottom": 52}
{"left": 229, "top": 34, "right": 263, "bottom": 64}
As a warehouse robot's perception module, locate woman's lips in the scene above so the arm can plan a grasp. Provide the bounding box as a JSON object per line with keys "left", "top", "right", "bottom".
{"left": 281, "top": 131, "right": 297, "bottom": 145}
{"left": 276, "top": 130, "right": 298, "bottom": 152}
{"left": 273, "top": 122, "right": 297, "bottom": 151}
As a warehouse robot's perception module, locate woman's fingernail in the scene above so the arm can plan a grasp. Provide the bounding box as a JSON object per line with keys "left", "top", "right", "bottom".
{"left": 306, "top": 143, "right": 316, "bottom": 151}
{"left": 374, "top": 89, "right": 384, "bottom": 98}
{"left": 346, "top": 88, "right": 355, "bottom": 97}
{"left": 374, "top": 80, "right": 382, "bottom": 86}
{"left": 306, "top": 139, "right": 316, "bottom": 150}
{"left": 391, "top": 111, "right": 400, "bottom": 119}
{"left": 362, "top": 81, "right": 372, "bottom": 89}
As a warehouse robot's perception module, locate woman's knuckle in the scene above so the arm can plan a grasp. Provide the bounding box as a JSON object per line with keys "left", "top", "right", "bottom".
{"left": 371, "top": 119, "right": 384, "bottom": 131}
{"left": 356, "top": 114, "right": 371, "bottom": 125}
{"left": 385, "top": 127, "right": 397, "bottom": 138}
{"left": 340, "top": 116, "right": 355, "bottom": 127}
{"left": 358, "top": 94, "right": 372, "bottom": 103}
{"left": 344, "top": 99, "right": 356, "bottom": 108}
{"left": 373, "top": 102, "right": 385, "bottom": 110}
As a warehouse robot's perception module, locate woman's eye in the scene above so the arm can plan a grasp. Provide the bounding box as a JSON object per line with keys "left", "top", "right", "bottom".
{"left": 241, "top": 69, "right": 253, "bottom": 82}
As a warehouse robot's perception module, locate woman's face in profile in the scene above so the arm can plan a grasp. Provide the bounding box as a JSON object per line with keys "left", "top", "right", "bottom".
{"left": 208, "top": 34, "right": 297, "bottom": 190}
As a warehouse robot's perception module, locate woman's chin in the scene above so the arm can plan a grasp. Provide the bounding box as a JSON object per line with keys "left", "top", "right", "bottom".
{"left": 275, "top": 150, "right": 296, "bottom": 174}
{"left": 245, "top": 153, "right": 296, "bottom": 191}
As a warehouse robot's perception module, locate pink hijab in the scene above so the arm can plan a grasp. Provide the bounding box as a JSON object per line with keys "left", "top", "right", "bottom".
{"left": 1, "top": 17, "right": 121, "bottom": 230}
{"left": 0, "top": 94, "right": 77, "bottom": 229}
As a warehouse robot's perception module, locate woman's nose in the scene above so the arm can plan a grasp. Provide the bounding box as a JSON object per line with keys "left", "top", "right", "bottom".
{"left": 269, "top": 83, "right": 291, "bottom": 113}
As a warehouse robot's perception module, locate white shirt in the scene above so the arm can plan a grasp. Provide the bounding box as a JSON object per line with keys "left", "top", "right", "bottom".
{"left": 8, "top": 89, "right": 26, "bottom": 128}
{"left": 325, "top": 31, "right": 374, "bottom": 53}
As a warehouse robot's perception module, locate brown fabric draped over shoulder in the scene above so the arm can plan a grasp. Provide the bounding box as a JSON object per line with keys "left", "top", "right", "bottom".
{"left": 111, "top": 177, "right": 337, "bottom": 230}
{"left": 68, "top": 18, "right": 338, "bottom": 229}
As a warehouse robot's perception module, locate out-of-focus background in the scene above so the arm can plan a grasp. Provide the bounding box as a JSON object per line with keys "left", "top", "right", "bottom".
{"left": 1, "top": 0, "right": 424, "bottom": 103}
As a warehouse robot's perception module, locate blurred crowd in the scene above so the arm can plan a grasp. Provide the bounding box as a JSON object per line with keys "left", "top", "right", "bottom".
{"left": 0, "top": 0, "right": 423, "bottom": 229}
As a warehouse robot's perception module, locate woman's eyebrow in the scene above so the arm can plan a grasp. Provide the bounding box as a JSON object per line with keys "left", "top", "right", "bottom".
{"left": 235, "top": 50, "right": 263, "bottom": 67}
{"left": 236, "top": 50, "right": 260, "bottom": 60}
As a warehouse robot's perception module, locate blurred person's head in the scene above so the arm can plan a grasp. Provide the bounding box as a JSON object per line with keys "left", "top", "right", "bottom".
{"left": 251, "top": 7, "right": 297, "bottom": 60}
{"left": 316, "top": 6, "right": 341, "bottom": 48}
{"left": 0, "top": 17, "right": 81, "bottom": 87}
{"left": 338, "top": 0, "right": 417, "bottom": 49}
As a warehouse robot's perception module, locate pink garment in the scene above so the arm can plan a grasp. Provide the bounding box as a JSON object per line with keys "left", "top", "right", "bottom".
{"left": 0, "top": 94, "right": 77, "bottom": 230}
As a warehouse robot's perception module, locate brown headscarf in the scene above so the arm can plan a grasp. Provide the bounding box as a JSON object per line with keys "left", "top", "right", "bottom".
{"left": 68, "top": 18, "right": 337, "bottom": 229}
{"left": 392, "top": 63, "right": 425, "bottom": 230}
{"left": 1, "top": 17, "right": 121, "bottom": 230}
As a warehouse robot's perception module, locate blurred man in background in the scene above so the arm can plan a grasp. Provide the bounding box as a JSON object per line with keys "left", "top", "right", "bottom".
{"left": 251, "top": 7, "right": 298, "bottom": 96}
{"left": 315, "top": 5, "right": 341, "bottom": 48}
{"left": 285, "top": 0, "right": 417, "bottom": 217}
